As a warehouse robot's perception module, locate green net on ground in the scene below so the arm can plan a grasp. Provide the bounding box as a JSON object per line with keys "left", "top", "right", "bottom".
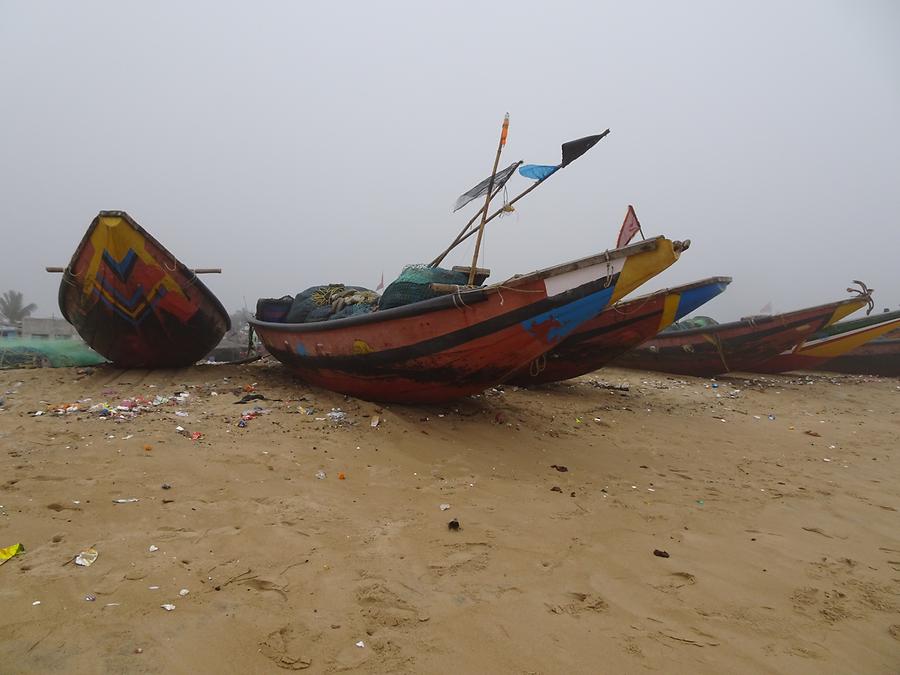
{"left": 0, "top": 338, "right": 107, "bottom": 369}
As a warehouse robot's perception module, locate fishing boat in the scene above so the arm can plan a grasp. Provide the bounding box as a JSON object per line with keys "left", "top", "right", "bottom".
{"left": 56, "top": 211, "right": 230, "bottom": 368}
{"left": 611, "top": 293, "right": 870, "bottom": 378}
{"left": 250, "top": 236, "right": 688, "bottom": 403}
{"left": 751, "top": 310, "right": 900, "bottom": 374}
{"left": 508, "top": 276, "right": 732, "bottom": 385}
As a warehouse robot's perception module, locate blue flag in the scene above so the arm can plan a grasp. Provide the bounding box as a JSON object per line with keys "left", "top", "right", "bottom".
{"left": 518, "top": 164, "right": 559, "bottom": 181}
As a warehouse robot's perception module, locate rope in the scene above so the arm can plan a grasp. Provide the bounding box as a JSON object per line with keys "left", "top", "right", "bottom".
{"left": 529, "top": 353, "right": 547, "bottom": 377}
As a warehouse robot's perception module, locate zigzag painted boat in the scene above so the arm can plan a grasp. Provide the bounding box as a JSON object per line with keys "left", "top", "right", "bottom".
{"left": 612, "top": 296, "right": 868, "bottom": 377}
{"left": 58, "top": 211, "right": 230, "bottom": 368}
{"left": 814, "top": 310, "right": 900, "bottom": 376}
{"left": 508, "top": 276, "right": 732, "bottom": 385}
{"left": 751, "top": 311, "right": 900, "bottom": 374}
{"left": 250, "top": 237, "right": 688, "bottom": 403}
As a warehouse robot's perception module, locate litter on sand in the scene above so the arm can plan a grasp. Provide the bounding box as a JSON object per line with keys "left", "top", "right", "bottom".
{"left": 0, "top": 543, "right": 25, "bottom": 565}
{"left": 74, "top": 548, "right": 98, "bottom": 567}
{"left": 161, "top": 604, "right": 176, "bottom": 611}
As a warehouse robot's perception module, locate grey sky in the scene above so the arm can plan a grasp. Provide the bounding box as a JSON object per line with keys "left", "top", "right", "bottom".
{"left": 2, "top": 1, "right": 898, "bottom": 322}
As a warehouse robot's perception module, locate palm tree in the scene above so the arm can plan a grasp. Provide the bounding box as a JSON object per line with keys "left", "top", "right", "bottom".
{"left": 0, "top": 290, "right": 37, "bottom": 326}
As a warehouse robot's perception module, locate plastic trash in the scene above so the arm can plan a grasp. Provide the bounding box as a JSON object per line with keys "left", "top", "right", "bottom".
{"left": 112, "top": 498, "right": 139, "bottom": 504}
{"left": 161, "top": 604, "right": 176, "bottom": 611}
{"left": 148, "top": 545, "right": 159, "bottom": 552}
{"left": 178, "top": 588, "right": 189, "bottom": 596}
{"left": 355, "top": 641, "right": 365, "bottom": 648}
{"left": 315, "top": 470, "right": 326, "bottom": 480}
{"left": 74, "top": 548, "right": 98, "bottom": 567}
{"left": 447, "top": 518, "right": 460, "bottom": 531}
{"left": 0, "top": 543, "right": 24, "bottom": 565}
{"left": 439, "top": 504, "right": 451, "bottom": 511}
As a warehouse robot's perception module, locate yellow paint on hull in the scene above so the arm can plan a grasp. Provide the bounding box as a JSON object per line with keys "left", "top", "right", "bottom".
{"left": 82, "top": 215, "right": 188, "bottom": 303}
{"left": 796, "top": 318, "right": 900, "bottom": 359}
{"left": 609, "top": 238, "right": 681, "bottom": 304}
{"left": 822, "top": 299, "right": 867, "bottom": 329}
{"left": 658, "top": 292, "right": 682, "bottom": 332}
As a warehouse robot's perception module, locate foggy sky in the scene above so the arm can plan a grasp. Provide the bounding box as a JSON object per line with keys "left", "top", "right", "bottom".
{"left": 2, "top": 1, "right": 898, "bottom": 323}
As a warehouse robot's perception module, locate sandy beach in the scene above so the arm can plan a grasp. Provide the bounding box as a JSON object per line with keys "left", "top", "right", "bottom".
{"left": 0, "top": 363, "right": 897, "bottom": 673}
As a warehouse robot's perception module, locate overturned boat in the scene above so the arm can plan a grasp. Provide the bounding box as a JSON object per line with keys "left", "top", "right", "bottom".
{"left": 508, "top": 276, "right": 731, "bottom": 385}
{"left": 250, "top": 237, "right": 688, "bottom": 403}
{"left": 612, "top": 292, "right": 870, "bottom": 377}
{"left": 57, "top": 211, "right": 230, "bottom": 368}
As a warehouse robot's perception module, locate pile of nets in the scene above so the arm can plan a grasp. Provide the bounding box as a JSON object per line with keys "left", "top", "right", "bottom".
{"left": 0, "top": 338, "right": 106, "bottom": 370}
{"left": 284, "top": 285, "right": 381, "bottom": 323}
{"left": 665, "top": 316, "right": 719, "bottom": 332}
{"left": 378, "top": 265, "right": 469, "bottom": 310}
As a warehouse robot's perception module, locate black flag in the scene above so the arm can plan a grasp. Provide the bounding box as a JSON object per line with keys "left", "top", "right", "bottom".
{"left": 560, "top": 131, "right": 610, "bottom": 167}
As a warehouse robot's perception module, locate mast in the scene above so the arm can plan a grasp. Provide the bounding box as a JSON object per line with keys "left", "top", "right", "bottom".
{"left": 467, "top": 113, "right": 509, "bottom": 286}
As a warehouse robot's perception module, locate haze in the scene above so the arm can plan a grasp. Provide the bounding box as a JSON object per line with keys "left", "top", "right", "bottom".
{"left": 1, "top": 1, "right": 898, "bottom": 322}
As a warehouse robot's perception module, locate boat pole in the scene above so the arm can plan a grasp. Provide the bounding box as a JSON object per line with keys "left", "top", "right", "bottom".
{"left": 467, "top": 113, "right": 509, "bottom": 286}
{"left": 429, "top": 178, "right": 511, "bottom": 268}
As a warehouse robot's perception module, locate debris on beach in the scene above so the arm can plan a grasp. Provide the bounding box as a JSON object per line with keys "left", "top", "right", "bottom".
{"left": 653, "top": 549, "right": 671, "bottom": 558}
{"left": 0, "top": 542, "right": 25, "bottom": 565}
{"left": 448, "top": 518, "right": 460, "bottom": 531}
{"left": 74, "top": 547, "right": 98, "bottom": 567}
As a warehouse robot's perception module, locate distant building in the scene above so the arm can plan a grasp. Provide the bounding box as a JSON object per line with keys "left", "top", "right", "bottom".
{"left": 0, "top": 323, "right": 17, "bottom": 337}
{"left": 20, "top": 317, "right": 77, "bottom": 339}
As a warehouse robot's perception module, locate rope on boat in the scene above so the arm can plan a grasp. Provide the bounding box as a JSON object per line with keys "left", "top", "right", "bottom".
{"left": 529, "top": 353, "right": 547, "bottom": 377}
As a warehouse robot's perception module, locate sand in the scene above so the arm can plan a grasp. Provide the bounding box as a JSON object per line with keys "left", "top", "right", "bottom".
{"left": 0, "top": 362, "right": 898, "bottom": 674}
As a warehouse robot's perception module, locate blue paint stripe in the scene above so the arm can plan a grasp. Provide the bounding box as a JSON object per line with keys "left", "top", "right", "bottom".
{"left": 674, "top": 281, "right": 730, "bottom": 320}
{"left": 522, "top": 285, "right": 616, "bottom": 343}
{"left": 101, "top": 249, "right": 138, "bottom": 282}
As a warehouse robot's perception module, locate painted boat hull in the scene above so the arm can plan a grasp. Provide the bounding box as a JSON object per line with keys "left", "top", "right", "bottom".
{"left": 751, "top": 316, "right": 900, "bottom": 373}
{"left": 819, "top": 329, "right": 900, "bottom": 376}
{"left": 251, "top": 237, "right": 685, "bottom": 403}
{"left": 612, "top": 298, "right": 866, "bottom": 377}
{"left": 58, "top": 211, "right": 230, "bottom": 368}
{"left": 508, "top": 276, "right": 731, "bottom": 385}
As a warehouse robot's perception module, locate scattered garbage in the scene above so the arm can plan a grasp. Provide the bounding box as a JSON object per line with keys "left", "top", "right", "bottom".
{"left": 338, "top": 472, "right": 346, "bottom": 480}
{"left": 235, "top": 393, "right": 267, "bottom": 404}
{"left": 315, "top": 470, "right": 326, "bottom": 480}
{"left": 148, "top": 545, "right": 159, "bottom": 552}
{"left": 326, "top": 408, "right": 347, "bottom": 423}
{"left": 112, "top": 498, "right": 139, "bottom": 504}
{"left": 190, "top": 431, "right": 203, "bottom": 441}
{"left": 161, "top": 604, "right": 176, "bottom": 611}
{"left": 74, "top": 548, "right": 98, "bottom": 567}
{"left": 653, "top": 549, "right": 670, "bottom": 558}
{"left": 161, "top": 483, "right": 172, "bottom": 490}
{"left": 355, "top": 640, "right": 365, "bottom": 648}
{"left": 370, "top": 416, "right": 381, "bottom": 428}
{"left": 85, "top": 594, "right": 96, "bottom": 602}
{"left": 550, "top": 464, "right": 568, "bottom": 472}
{"left": 178, "top": 588, "right": 189, "bottom": 597}
{"left": 0, "top": 542, "right": 25, "bottom": 565}
{"left": 447, "top": 518, "right": 460, "bottom": 531}
{"left": 439, "top": 503, "right": 451, "bottom": 511}
{"left": 550, "top": 486, "right": 563, "bottom": 493}
{"left": 32, "top": 600, "right": 41, "bottom": 606}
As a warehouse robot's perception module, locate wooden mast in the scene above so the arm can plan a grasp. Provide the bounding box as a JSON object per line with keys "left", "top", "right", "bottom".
{"left": 467, "top": 113, "right": 509, "bottom": 286}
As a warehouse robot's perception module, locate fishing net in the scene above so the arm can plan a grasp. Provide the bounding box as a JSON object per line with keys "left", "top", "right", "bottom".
{"left": 665, "top": 316, "right": 719, "bottom": 332}
{"left": 0, "top": 338, "right": 106, "bottom": 369}
{"left": 255, "top": 296, "right": 294, "bottom": 323}
{"left": 283, "top": 285, "right": 380, "bottom": 324}
{"left": 378, "top": 265, "right": 470, "bottom": 310}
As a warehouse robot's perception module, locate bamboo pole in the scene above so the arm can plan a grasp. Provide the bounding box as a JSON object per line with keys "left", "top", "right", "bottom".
{"left": 467, "top": 114, "right": 509, "bottom": 285}
{"left": 45, "top": 267, "right": 222, "bottom": 273}
{"left": 429, "top": 179, "right": 508, "bottom": 268}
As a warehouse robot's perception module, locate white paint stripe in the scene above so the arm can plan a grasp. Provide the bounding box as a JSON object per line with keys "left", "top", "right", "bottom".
{"left": 544, "top": 258, "right": 625, "bottom": 297}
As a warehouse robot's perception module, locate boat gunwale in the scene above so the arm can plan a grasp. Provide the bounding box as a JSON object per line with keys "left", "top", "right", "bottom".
{"left": 250, "top": 237, "right": 676, "bottom": 335}
{"left": 610, "top": 275, "right": 732, "bottom": 309}
{"left": 655, "top": 297, "right": 867, "bottom": 339}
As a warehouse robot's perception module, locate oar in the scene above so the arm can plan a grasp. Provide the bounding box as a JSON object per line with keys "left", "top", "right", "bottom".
{"left": 433, "top": 129, "right": 610, "bottom": 266}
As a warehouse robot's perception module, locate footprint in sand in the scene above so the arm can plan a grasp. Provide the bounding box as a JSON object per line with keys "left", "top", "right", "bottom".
{"left": 546, "top": 591, "right": 608, "bottom": 615}
{"left": 259, "top": 626, "right": 313, "bottom": 670}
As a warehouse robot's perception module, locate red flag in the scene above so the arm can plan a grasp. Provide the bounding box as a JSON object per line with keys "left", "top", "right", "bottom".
{"left": 376, "top": 272, "right": 384, "bottom": 291}
{"left": 616, "top": 205, "right": 642, "bottom": 248}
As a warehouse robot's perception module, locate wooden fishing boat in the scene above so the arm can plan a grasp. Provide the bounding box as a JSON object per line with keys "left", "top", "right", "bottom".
{"left": 611, "top": 296, "right": 868, "bottom": 377}
{"left": 508, "top": 276, "right": 732, "bottom": 385}
{"left": 751, "top": 311, "right": 900, "bottom": 374}
{"left": 250, "top": 236, "right": 688, "bottom": 403}
{"left": 814, "top": 310, "right": 900, "bottom": 376}
{"left": 57, "top": 211, "right": 230, "bottom": 368}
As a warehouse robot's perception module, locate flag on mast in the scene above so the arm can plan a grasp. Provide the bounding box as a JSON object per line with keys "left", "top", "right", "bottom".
{"left": 376, "top": 272, "right": 384, "bottom": 292}
{"left": 616, "top": 205, "right": 642, "bottom": 248}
